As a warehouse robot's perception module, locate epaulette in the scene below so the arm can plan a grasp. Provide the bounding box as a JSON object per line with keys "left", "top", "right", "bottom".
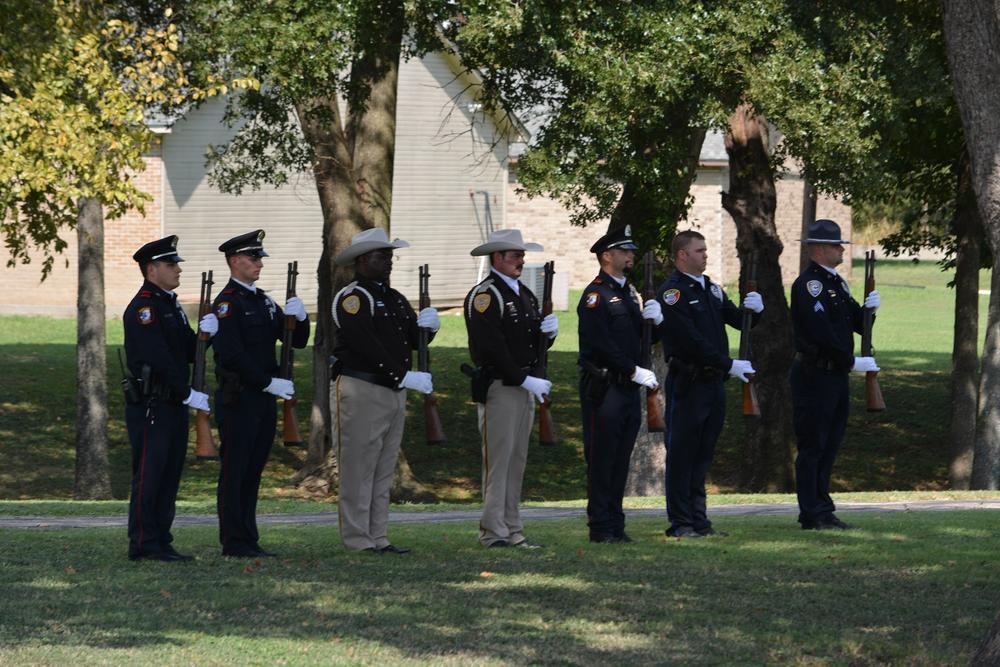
{"left": 474, "top": 278, "right": 494, "bottom": 294}
{"left": 222, "top": 287, "right": 237, "bottom": 295}
{"left": 591, "top": 277, "right": 603, "bottom": 285}
{"left": 138, "top": 290, "right": 153, "bottom": 298}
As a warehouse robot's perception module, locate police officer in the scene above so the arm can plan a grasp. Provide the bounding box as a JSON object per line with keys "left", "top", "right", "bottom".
{"left": 465, "top": 230, "right": 557, "bottom": 548}
{"left": 578, "top": 225, "right": 661, "bottom": 543}
{"left": 331, "top": 228, "right": 439, "bottom": 554}
{"left": 791, "top": 219, "right": 880, "bottom": 530}
{"left": 658, "top": 230, "right": 762, "bottom": 538}
{"left": 124, "top": 235, "right": 217, "bottom": 562}
{"left": 212, "top": 230, "right": 310, "bottom": 557}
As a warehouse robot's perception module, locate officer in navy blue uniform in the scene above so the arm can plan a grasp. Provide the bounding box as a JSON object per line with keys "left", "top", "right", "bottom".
{"left": 658, "top": 230, "right": 762, "bottom": 538}
{"left": 212, "top": 230, "right": 310, "bottom": 557}
{"left": 124, "top": 235, "right": 217, "bottom": 562}
{"left": 577, "top": 225, "right": 661, "bottom": 543}
{"left": 791, "top": 219, "right": 880, "bottom": 530}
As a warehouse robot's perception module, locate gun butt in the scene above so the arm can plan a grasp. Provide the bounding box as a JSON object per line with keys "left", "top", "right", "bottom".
{"left": 193, "top": 410, "right": 219, "bottom": 461}
{"left": 538, "top": 397, "right": 558, "bottom": 446}
{"left": 742, "top": 379, "right": 761, "bottom": 417}
{"left": 646, "top": 388, "right": 666, "bottom": 433}
{"left": 282, "top": 397, "right": 305, "bottom": 447}
{"left": 423, "top": 394, "right": 446, "bottom": 444}
{"left": 865, "top": 371, "right": 886, "bottom": 412}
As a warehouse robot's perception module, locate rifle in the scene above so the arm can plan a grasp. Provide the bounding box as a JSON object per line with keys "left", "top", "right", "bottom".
{"left": 739, "top": 253, "right": 761, "bottom": 417}
{"left": 862, "top": 250, "right": 886, "bottom": 412}
{"left": 536, "top": 260, "right": 557, "bottom": 446}
{"left": 192, "top": 271, "right": 219, "bottom": 460}
{"left": 641, "top": 252, "right": 666, "bottom": 433}
{"left": 418, "top": 264, "right": 446, "bottom": 444}
{"left": 280, "top": 261, "right": 305, "bottom": 447}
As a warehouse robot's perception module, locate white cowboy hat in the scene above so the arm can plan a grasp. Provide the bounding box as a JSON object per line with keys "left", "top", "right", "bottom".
{"left": 470, "top": 229, "right": 544, "bottom": 256}
{"left": 334, "top": 228, "right": 411, "bottom": 267}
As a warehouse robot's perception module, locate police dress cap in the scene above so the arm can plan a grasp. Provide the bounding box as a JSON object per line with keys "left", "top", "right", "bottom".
{"left": 334, "top": 228, "right": 411, "bottom": 266}
{"left": 803, "top": 219, "right": 851, "bottom": 244}
{"left": 219, "top": 229, "right": 269, "bottom": 257}
{"left": 133, "top": 235, "right": 184, "bottom": 263}
{"left": 470, "top": 229, "right": 543, "bottom": 256}
{"left": 590, "top": 224, "right": 638, "bottom": 253}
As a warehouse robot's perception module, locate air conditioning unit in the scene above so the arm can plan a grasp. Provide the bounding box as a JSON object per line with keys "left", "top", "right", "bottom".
{"left": 521, "top": 263, "right": 569, "bottom": 311}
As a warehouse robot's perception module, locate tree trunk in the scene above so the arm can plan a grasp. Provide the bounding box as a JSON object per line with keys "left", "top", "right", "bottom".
{"left": 972, "top": 609, "right": 1000, "bottom": 666}
{"left": 73, "top": 197, "right": 111, "bottom": 499}
{"left": 799, "top": 177, "right": 817, "bottom": 273}
{"left": 941, "top": 0, "right": 1000, "bottom": 488}
{"left": 721, "top": 104, "right": 795, "bottom": 492}
{"left": 948, "top": 151, "right": 982, "bottom": 489}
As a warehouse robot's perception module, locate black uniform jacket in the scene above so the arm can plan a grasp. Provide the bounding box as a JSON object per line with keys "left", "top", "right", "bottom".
{"left": 577, "top": 271, "right": 643, "bottom": 377}
{"left": 464, "top": 271, "right": 550, "bottom": 386}
{"left": 657, "top": 270, "right": 746, "bottom": 372}
{"left": 332, "top": 277, "right": 428, "bottom": 388}
{"left": 790, "top": 262, "right": 864, "bottom": 372}
{"left": 123, "top": 280, "right": 197, "bottom": 403}
{"left": 212, "top": 279, "right": 310, "bottom": 391}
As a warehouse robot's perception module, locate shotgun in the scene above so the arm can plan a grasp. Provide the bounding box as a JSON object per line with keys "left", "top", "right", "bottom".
{"left": 280, "top": 261, "right": 305, "bottom": 447}
{"left": 192, "top": 270, "right": 219, "bottom": 460}
{"left": 641, "top": 251, "right": 666, "bottom": 432}
{"left": 419, "top": 264, "right": 446, "bottom": 444}
{"left": 536, "top": 260, "right": 557, "bottom": 446}
{"left": 862, "top": 251, "right": 886, "bottom": 412}
{"left": 740, "top": 253, "right": 761, "bottom": 417}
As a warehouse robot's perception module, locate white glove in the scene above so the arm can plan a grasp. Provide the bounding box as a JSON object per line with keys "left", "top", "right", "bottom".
{"left": 864, "top": 290, "right": 881, "bottom": 310}
{"left": 540, "top": 313, "right": 559, "bottom": 338}
{"left": 851, "top": 356, "right": 880, "bottom": 372}
{"left": 284, "top": 296, "right": 307, "bottom": 321}
{"left": 742, "top": 291, "right": 764, "bottom": 314}
{"left": 728, "top": 359, "right": 755, "bottom": 383}
{"left": 264, "top": 377, "right": 295, "bottom": 399}
{"left": 631, "top": 366, "right": 659, "bottom": 389}
{"left": 198, "top": 313, "right": 218, "bottom": 336}
{"left": 400, "top": 370, "right": 434, "bottom": 394}
{"left": 416, "top": 307, "right": 441, "bottom": 332}
{"left": 642, "top": 299, "right": 664, "bottom": 325}
{"left": 520, "top": 375, "right": 552, "bottom": 403}
{"left": 183, "top": 389, "right": 210, "bottom": 413}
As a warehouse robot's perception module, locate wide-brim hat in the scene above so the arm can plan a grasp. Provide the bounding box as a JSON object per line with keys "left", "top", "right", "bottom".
{"left": 219, "top": 229, "right": 269, "bottom": 257}
{"left": 133, "top": 235, "right": 184, "bottom": 263}
{"left": 802, "top": 219, "right": 851, "bottom": 244}
{"left": 334, "top": 228, "right": 410, "bottom": 266}
{"left": 590, "top": 224, "right": 638, "bottom": 254}
{"left": 470, "top": 229, "right": 543, "bottom": 256}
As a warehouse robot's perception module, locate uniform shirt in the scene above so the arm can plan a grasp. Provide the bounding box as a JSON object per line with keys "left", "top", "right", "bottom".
{"left": 212, "top": 278, "right": 310, "bottom": 391}
{"left": 332, "top": 277, "right": 424, "bottom": 387}
{"left": 790, "top": 261, "right": 864, "bottom": 372}
{"left": 577, "top": 270, "right": 643, "bottom": 377}
{"left": 123, "top": 280, "right": 197, "bottom": 402}
{"left": 464, "top": 272, "right": 548, "bottom": 386}
{"left": 657, "top": 270, "right": 744, "bottom": 372}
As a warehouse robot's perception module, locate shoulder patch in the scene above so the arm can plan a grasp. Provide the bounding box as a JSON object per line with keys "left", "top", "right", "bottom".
{"left": 216, "top": 301, "right": 232, "bottom": 318}
{"left": 342, "top": 294, "right": 361, "bottom": 315}
{"left": 137, "top": 306, "right": 155, "bottom": 325}
{"left": 806, "top": 280, "right": 823, "bottom": 298}
{"left": 663, "top": 289, "right": 680, "bottom": 306}
{"left": 710, "top": 283, "right": 723, "bottom": 301}
{"left": 473, "top": 292, "right": 492, "bottom": 313}
{"left": 585, "top": 292, "right": 600, "bottom": 309}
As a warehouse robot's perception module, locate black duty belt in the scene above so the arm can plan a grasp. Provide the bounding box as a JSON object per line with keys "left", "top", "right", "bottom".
{"left": 668, "top": 357, "right": 726, "bottom": 383}
{"left": 340, "top": 367, "right": 403, "bottom": 390}
{"left": 579, "top": 359, "right": 632, "bottom": 385}
{"left": 793, "top": 352, "right": 839, "bottom": 372}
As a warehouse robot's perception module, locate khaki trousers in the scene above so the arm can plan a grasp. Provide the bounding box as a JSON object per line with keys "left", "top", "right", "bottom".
{"left": 478, "top": 381, "right": 534, "bottom": 546}
{"left": 332, "top": 375, "right": 406, "bottom": 551}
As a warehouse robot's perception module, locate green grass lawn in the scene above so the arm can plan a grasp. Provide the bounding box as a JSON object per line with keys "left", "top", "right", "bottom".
{"left": 0, "top": 259, "right": 992, "bottom": 502}
{"left": 2, "top": 511, "right": 997, "bottom": 665}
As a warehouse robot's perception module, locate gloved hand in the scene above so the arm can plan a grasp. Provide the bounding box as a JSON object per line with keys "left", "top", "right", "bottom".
{"left": 264, "top": 377, "right": 295, "bottom": 399}
{"left": 540, "top": 314, "right": 559, "bottom": 339}
{"left": 851, "top": 356, "right": 880, "bottom": 372}
{"left": 631, "top": 366, "right": 659, "bottom": 389}
{"left": 864, "top": 290, "right": 881, "bottom": 310}
{"left": 198, "top": 313, "right": 218, "bottom": 336}
{"left": 642, "top": 299, "right": 664, "bottom": 325}
{"left": 416, "top": 307, "right": 441, "bottom": 332}
{"left": 520, "top": 375, "right": 552, "bottom": 403}
{"left": 742, "top": 291, "right": 764, "bottom": 314}
{"left": 728, "top": 359, "right": 755, "bottom": 383}
{"left": 284, "top": 296, "right": 307, "bottom": 321}
{"left": 183, "top": 389, "right": 210, "bottom": 412}
{"left": 400, "top": 370, "right": 434, "bottom": 394}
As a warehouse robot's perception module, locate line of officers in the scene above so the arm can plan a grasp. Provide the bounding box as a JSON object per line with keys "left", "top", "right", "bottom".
{"left": 123, "top": 219, "right": 880, "bottom": 562}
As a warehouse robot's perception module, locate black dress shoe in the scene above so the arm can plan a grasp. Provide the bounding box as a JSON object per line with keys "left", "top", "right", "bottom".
{"left": 129, "top": 550, "right": 187, "bottom": 562}
{"left": 590, "top": 534, "right": 626, "bottom": 544}
{"left": 825, "top": 515, "right": 852, "bottom": 530}
{"left": 253, "top": 545, "right": 278, "bottom": 558}
{"left": 801, "top": 520, "right": 836, "bottom": 531}
{"left": 378, "top": 544, "right": 411, "bottom": 554}
{"left": 666, "top": 526, "right": 704, "bottom": 538}
{"left": 697, "top": 527, "right": 728, "bottom": 537}
{"left": 487, "top": 540, "right": 510, "bottom": 548}
{"left": 617, "top": 532, "right": 634, "bottom": 543}
{"left": 222, "top": 545, "right": 261, "bottom": 558}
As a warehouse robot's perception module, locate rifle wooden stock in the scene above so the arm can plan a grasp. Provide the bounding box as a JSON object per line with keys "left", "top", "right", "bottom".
{"left": 281, "top": 261, "right": 304, "bottom": 447}
{"left": 537, "top": 261, "right": 558, "bottom": 445}
{"left": 740, "top": 253, "right": 761, "bottom": 417}
{"left": 192, "top": 271, "right": 219, "bottom": 460}
{"left": 641, "top": 251, "right": 666, "bottom": 432}
{"left": 419, "top": 265, "right": 446, "bottom": 444}
{"left": 862, "top": 251, "right": 886, "bottom": 412}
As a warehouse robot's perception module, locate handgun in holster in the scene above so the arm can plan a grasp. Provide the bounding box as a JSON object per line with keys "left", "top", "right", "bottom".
{"left": 460, "top": 363, "right": 492, "bottom": 404}
{"left": 217, "top": 368, "right": 242, "bottom": 407}
{"left": 117, "top": 348, "right": 142, "bottom": 405}
{"left": 578, "top": 360, "right": 611, "bottom": 404}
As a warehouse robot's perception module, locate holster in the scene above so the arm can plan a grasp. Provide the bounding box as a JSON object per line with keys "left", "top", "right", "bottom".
{"left": 578, "top": 361, "right": 611, "bottom": 405}
{"left": 328, "top": 354, "right": 342, "bottom": 382}
{"left": 121, "top": 377, "right": 142, "bottom": 405}
{"left": 217, "top": 368, "right": 242, "bottom": 407}
{"left": 460, "top": 363, "right": 492, "bottom": 404}
{"left": 666, "top": 357, "right": 694, "bottom": 398}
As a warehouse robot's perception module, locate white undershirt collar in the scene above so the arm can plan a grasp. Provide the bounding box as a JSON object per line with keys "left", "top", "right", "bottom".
{"left": 682, "top": 271, "right": 706, "bottom": 289}
{"left": 233, "top": 277, "right": 257, "bottom": 293}
{"left": 492, "top": 269, "right": 520, "bottom": 295}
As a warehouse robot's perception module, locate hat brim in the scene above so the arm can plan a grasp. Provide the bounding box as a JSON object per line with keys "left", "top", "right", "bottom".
{"left": 335, "top": 239, "right": 410, "bottom": 266}
{"left": 802, "top": 238, "right": 851, "bottom": 244}
{"left": 470, "top": 241, "right": 544, "bottom": 256}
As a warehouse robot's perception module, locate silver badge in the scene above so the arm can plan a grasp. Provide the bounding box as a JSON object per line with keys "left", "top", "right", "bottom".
{"left": 807, "top": 280, "right": 823, "bottom": 298}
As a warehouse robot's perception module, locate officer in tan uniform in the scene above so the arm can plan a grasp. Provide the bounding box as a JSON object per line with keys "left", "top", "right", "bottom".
{"left": 331, "top": 228, "right": 439, "bottom": 553}
{"left": 464, "top": 230, "right": 558, "bottom": 548}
